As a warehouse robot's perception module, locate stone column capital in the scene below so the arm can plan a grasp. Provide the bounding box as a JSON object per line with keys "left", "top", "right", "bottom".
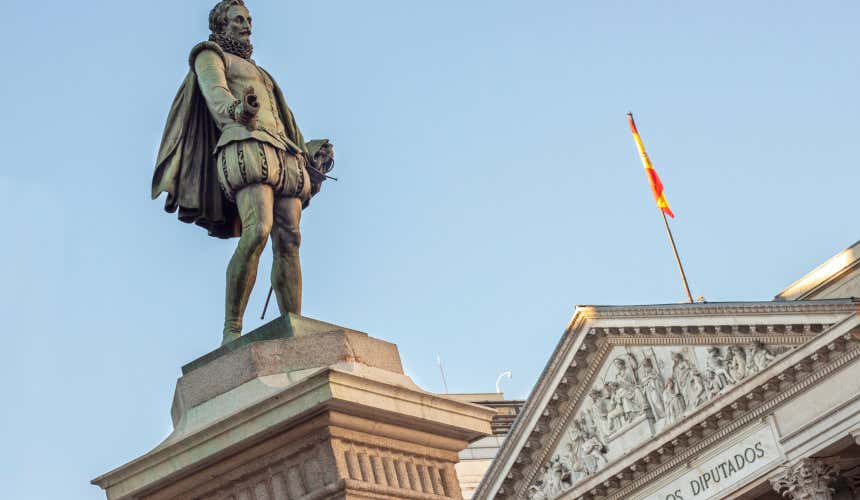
{"left": 770, "top": 458, "right": 839, "bottom": 500}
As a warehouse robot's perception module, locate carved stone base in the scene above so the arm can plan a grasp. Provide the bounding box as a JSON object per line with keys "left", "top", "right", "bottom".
{"left": 92, "top": 315, "right": 494, "bottom": 499}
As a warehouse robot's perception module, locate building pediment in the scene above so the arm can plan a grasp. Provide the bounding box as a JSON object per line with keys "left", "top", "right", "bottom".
{"left": 475, "top": 300, "right": 860, "bottom": 499}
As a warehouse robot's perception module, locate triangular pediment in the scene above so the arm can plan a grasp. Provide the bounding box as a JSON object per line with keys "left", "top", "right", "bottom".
{"left": 476, "top": 300, "right": 860, "bottom": 500}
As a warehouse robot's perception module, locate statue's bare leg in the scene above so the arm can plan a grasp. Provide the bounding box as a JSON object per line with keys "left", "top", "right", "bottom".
{"left": 223, "top": 184, "right": 274, "bottom": 344}
{"left": 271, "top": 196, "right": 303, "bottom": 316}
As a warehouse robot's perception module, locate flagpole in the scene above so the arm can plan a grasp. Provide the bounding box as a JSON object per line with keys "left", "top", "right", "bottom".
{"left": 627, "top": 112, "right": 694, "bottom": 304}
{"left": 660, "top": 211, "right": 693, "bottom": 303}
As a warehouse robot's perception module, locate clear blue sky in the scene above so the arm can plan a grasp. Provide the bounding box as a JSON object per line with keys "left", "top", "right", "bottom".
{"left": 2, "top": 1, "right": 858, "bottom": 498}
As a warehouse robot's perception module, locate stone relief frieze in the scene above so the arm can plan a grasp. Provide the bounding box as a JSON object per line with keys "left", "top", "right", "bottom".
{"left": 527, "top": 341, "right": 787, "bottom": 499}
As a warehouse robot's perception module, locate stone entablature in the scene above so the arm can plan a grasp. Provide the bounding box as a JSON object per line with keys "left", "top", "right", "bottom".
{"left": 167, "top": 409, "right": 469, "bottom": 499}
{"left": 473, "top": 300, "right": 860, "bottom": 500}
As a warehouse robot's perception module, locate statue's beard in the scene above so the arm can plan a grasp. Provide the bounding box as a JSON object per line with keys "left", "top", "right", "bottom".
{"left": 210, "top": 33, "right": 253, "bottom": 60}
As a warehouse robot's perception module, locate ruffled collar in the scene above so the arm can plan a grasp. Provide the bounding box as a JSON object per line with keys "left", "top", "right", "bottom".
{"left": 209, "top": 33, "right": 253, "bottom": 60}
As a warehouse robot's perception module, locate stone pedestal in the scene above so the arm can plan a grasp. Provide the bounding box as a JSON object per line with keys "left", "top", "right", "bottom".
{"left": 92, "top": 315, "right": 495, "bottom": 499}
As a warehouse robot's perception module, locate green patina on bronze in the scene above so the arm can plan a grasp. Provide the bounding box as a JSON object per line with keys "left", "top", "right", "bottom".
{"left": 152, "top": 0, "right": 336, "bottom": 346}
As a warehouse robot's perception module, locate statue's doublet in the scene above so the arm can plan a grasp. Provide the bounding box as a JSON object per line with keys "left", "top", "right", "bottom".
{"left": 194, "top": 48, "right": 292, "bottom": 153}
{"left": 151, "top": 41, "right": 316, "bottom": 238}
{"left": 193, "top": 44, "right": 310, "bottom": 202}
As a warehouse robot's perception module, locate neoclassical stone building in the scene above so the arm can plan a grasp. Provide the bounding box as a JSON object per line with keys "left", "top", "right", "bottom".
{"left": 476, "top": 241, "right": 860, "bottom": 500}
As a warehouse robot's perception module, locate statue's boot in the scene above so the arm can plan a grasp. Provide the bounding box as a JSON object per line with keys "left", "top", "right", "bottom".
{"left": 222, "top": 327, "right": 242, "bottom": 346}
{"left": 223, "top": 228, "right": 268, "bottom": 346}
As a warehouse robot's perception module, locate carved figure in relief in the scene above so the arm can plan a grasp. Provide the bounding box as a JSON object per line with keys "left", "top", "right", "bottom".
{"left": 705, "top": 347, "right": 735, "bottom": 389}
{"left": 580, "top": 408, "right": 604, "bottom": 443}
{"left": 588, "top": 388, "right": 606, "bottom": 408}
{"left": 566, "top": 420, "right": 586, "bottom": 462}
{"left": 670, "top": 352, "right": 695, "bottom": 404}
{"left": 703, "top": 370, "right": 723, "bottom": 399}
{"left": 603, "top": 383, "right": 626, "bottom": 432}
{"left": 532, "top": 342, "right": 792, "bottom": 498}
{"left": 613, "top": 357, "right": 639, "bottom": 387}
{"left": 662, "top": 378, "right": 686, "bottom": 424}
{"left": 561, "top": 442, "right": 585, "bottom": 483}
{"left": 581, "top": 433, "right": 607, "bottom": 474}
{"left": 727, "top": 346, "right": 748, "bottom": 382}
{"left": 545, "top": 457, "right": 570, "bottom": 495}
{"left": 748, "top": 341, "right": 776, "bottom": 374}
{"left": 638, "top": 357, "right": 666, "bottom": 419}
{"left": 554, "top": 418, "right": 606, "bottom": 488}
{"left": 612, "top": 358, "right": 648, "bottom": 416}
{"left": 606, "top": 381, "right": 644, "bottom": 430}
{"left": 686, "top": 369, "right": 709, "bottom": 407}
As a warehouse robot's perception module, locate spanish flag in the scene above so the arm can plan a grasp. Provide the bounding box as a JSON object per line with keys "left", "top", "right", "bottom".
{"left": 628, "top": 113, "right": 675, "bottom": 218}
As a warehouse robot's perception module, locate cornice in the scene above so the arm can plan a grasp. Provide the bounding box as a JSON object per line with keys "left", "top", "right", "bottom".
{"left": 775, "top": 241, "right": 860, "bottom": 300}
{"left": 577, "top": 299, "right": 858, "bottom": 320}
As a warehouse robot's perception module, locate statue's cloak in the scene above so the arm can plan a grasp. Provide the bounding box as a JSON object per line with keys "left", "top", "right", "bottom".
{"left": 151, "top": 42, "right": 310, "bottom": 239}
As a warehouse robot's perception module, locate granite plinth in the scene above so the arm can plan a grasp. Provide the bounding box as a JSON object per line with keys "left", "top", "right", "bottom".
{"left": 181, "top": 314, "right": 379, "bottom": 374}
{"left": 171, "top": 314, "right": 404, "bottom": 428}
{"left": 92, "top": 315, "right": 494, "bottom": 500}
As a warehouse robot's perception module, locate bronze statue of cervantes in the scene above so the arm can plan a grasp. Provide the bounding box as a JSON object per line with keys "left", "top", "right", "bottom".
{"left": 151, "top": 0, "right": 334, "bottom": 345}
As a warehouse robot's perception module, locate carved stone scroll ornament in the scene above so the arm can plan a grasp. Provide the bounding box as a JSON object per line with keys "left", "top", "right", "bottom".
{"left": 770, "top": 458, "right": 839, "bottom": 500}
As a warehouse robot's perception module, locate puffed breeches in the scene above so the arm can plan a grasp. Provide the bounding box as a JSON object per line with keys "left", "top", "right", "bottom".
{"left": 216, "top": 139, "right": 311, "bottom": 203}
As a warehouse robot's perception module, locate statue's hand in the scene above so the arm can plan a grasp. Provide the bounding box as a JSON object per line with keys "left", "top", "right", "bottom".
{"left": 234, "top": 86, "right": 259, "bottom": 129}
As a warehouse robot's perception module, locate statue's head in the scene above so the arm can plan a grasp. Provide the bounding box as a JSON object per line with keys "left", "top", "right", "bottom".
{"left": 209, "top": 0, "right": 252, "bottom": 44}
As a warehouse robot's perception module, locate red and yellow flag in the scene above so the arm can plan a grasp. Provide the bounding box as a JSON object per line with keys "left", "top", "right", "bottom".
{"left": 628, "top": 113, "right": 675, "bottom": 218}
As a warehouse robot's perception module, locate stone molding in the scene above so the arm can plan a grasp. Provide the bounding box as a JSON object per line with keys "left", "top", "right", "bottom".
{"left": 93, "top": 366, "right": 495, "bottom": 499}
{"left": 770, "top": 458, "right": 839, "bottom": 500}
{"left": 775, "top": 241, "right": 860, "bottom": 301}
{"left": 168, "top": 411, "right": 465, "bottom": 499}
{"left": 473, "top": 300, "right": 860, "bottom": 499}
{"left": 577, "top": 300, "right": 858, "bottom": 319}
